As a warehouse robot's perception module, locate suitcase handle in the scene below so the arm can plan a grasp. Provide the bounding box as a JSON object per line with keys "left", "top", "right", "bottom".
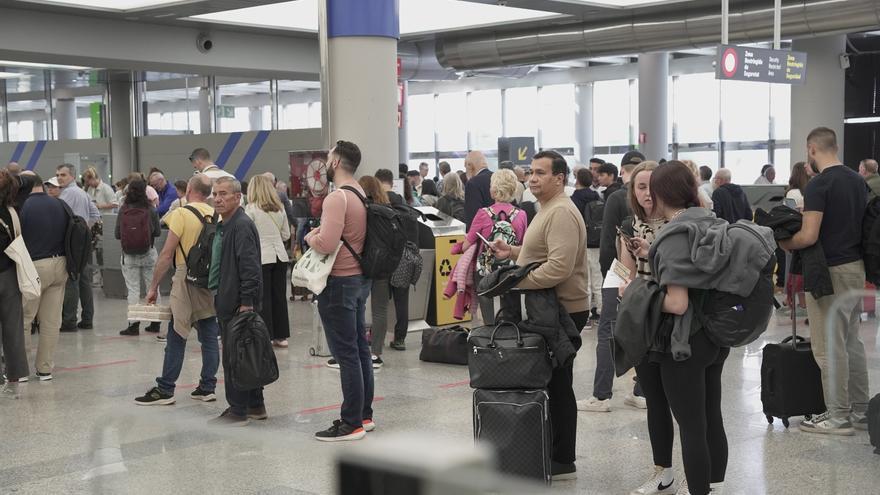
{"left": 488, "top": 320, "right": 525, "bottom": 348}
{"left": 780, "top": 335, "right": 805, "bottom": 345}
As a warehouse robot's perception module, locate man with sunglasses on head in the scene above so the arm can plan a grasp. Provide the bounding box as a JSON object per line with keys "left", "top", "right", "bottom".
{"left": 189, "top": 148, "right": 233, "bottom": 181}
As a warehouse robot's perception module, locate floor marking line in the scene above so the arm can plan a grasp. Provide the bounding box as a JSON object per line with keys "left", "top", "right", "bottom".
{"left": 56, "top": 359, "right": 137, "bottom": 372}
{"left": 298, "top": 396, "right": 385, "bottom": 415}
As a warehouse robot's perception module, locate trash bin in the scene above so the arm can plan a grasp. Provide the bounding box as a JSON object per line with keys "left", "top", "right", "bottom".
{"left": 415, "top": 207, "right": 470, "bottom": 327}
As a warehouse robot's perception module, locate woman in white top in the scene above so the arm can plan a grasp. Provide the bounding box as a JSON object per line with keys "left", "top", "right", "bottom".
{"left": 785, "top": 161, "right": 810, "bottom": 210}
{"left": 246, "top": 175, "right": 292, "bottom": 348}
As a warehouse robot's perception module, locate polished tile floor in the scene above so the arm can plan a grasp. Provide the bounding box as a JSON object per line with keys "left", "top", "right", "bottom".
{"left": 2, "top": 293, "right": 879, "bottom": 494}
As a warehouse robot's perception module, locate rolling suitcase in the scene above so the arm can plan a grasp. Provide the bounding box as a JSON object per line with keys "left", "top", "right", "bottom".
{"left": 309, "top": 301, "right": 331, "bottom": 357}
{"left": 473, "top": 389, "right": 552, "bottom": 484}
{"left": 761, "top": 257, "right": 825, "bottom": 428}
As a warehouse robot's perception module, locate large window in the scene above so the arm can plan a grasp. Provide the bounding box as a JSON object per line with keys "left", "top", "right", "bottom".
{"left": 407, "top": 94, "right": 435, "bottom": 153}
{"left": 673, "top": 73, "right": 719, "bottom": 144}
{"left": 436, "top": 92, "right": 467, "bottom": 151}
{"left": 539, "top": 84, "right": 575, "bottom": 148}
{"left": 721, "top": 80, "right": 770, "bottom": 142}
{"left": 593, "top": 80, "right": 632, "bottom": 146}
{"left": 505, "top": 87, "right": 538, "bottom": 142}
{"left": 468, "top": 90, "right": 502, "bottom": 151}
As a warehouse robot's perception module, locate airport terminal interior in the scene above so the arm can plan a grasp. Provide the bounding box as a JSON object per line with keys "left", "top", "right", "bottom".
{"left": 1, "top": 0, "right": 880, "bottom": 494}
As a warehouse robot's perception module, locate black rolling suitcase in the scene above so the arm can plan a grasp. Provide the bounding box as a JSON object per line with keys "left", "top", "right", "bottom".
{"left": 473, "top": 389, "right": 552, "bottom": 484}
{"left": 760, "top": 252, "right": 825, "bottom": 427}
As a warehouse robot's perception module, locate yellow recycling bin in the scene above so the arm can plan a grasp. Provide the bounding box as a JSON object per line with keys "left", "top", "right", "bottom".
{"left": 417, "top": 208, "right": 470, "bottom": 326}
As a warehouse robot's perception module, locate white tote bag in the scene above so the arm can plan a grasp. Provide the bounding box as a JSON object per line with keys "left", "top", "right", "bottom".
{"left": 291, "top": 243, "right": 342, "bottom": 295}
{"left": 1, "top": 207, "right": 41, "bottom": 300}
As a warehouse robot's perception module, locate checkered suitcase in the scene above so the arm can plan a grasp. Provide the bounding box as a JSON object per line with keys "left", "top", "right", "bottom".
{"left": 473, "top": 389, "right": 551, "bottom": 484}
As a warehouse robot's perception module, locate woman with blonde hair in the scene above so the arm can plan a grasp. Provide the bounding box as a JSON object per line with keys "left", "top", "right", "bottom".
{"left": 245, "top": 174, "right": 291, "bottom": 347}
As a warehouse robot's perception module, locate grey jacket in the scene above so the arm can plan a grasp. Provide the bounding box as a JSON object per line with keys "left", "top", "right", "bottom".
{"left": 649, "top": 207, "right": 775, "bottom": 358}
{"left": 216, "top": 207, "right": 263, "bottom": 322}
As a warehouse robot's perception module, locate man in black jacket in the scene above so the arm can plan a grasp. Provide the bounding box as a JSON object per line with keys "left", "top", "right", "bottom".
{"left": 210, "top": 176, "right": 264, "bottom": 425}
{"left": 711, "top": 168, "right": 752, "bottom": 223}
{"left": 463, "top": 151, "right": 493, "bottom": 229}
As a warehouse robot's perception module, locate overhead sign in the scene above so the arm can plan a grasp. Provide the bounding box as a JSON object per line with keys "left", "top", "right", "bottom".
{"left": 218, "top": 105, "right": 236, "bottom": 119}
{"left": 498, "top": 137, "right": 535, "bottom": 166}
{"left": 715, "top": 44, "right": 807, "bottom": 85}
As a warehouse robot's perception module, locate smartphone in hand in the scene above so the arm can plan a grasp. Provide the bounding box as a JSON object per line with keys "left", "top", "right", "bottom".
{"left": 475, "top": 232, "right": 495, "bottom": 251}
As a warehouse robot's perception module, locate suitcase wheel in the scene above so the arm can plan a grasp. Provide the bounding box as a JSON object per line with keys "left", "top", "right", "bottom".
{"left": 766, "top": 415, "right": 774, "bottom": 425}
{"left": 781, "top": 417, "right": 790, "bottom": 428}
{"left": 309, "top": 347, "right": 316, "bottom": 356}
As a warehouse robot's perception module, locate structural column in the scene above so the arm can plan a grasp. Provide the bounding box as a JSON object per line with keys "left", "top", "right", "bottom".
{"left": 55, "top": 72, "right": 78, "bottom": 140}
{"left": 108, "top": 78, "right": 135, "bottom": 181}
{"left": 790, "top": 35, "right": 846, "bottom": 156}
{"left": 638, "top": 52, "right": 669, "bottom": 161}
{"left": 574, "top": 82, "right": 594, "bottom": 165}
{"left": 32, "top": 120, "right": 47, "bottom": 140}
{"left": 320, "top": 0, "right": 399, "bottom": 178}
{"left": 398, "top": 80, "right": 409, "bottom": 165}
{"left": 199, "top": 84, "right": 213, "bottom": 134}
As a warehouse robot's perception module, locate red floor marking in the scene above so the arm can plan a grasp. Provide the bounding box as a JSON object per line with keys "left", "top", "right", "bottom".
{"left": 438, "top": 380, "right": 470, "bottom": 389}
{"left": 303, "top": 364, "right": 325, "bottom": 369}
{"left": 101, "top": 336, "right": 137, "bottom": 342}
{"left": 298, "top": 396, "right": 385, "bottom": 415}
{"left": 56, "top": 359, "right": 137, "bottom": 372}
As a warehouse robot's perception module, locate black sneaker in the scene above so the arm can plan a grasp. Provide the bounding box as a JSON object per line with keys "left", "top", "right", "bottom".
{"left": 145, "top": 322, "right": 161, "bottom": 333}
{"left": 77, "top": 321, "right": 93, "bottom": 330}
{"left": 326, "top": 358, "right": 340, "bottom": 369}
{"left": 59, "top": 324, "right": 78, "bottom": 333}
{"left": 389, "top": 340, "right": 406, "bottom": 351}
{"left": 134, "top": 387, "right": 175, "bottom": 405}
{"left": 372, "top": 356, "right": 384, "bottom": 369}
{"left": 190, "top": 387, "right": 216, "bottom": 402}
{"left": 247, "top": 405, "right": 268, "bottom": 420}
{"left": 36, "top": 372, "right": 53, "bottom": 381}
{"left": 589, "top": 308, "right": 600, "bottom": 321}
{"left": 551, "top": 461, "right": 577, "bottom": 481}
{"left": 315, "top": 419, "right": 366, "bottom": 442}
{"left": 208, "top": 408, "right": 249, "bottom": 426}
{"left": 120, "top": 323, "right": 140, "bottom": 336}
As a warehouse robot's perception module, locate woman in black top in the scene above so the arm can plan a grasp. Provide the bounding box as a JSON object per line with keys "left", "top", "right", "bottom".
{"left": 0, "top": 169, "right": 29, "bottom": 397}
{"left": 435, "top": 171, "right": 466, "bottom": 222}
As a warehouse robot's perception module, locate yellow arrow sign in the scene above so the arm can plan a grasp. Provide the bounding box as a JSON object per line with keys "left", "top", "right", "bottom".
{"left": 517, "top": 146, "right": 528, "bottom": 161}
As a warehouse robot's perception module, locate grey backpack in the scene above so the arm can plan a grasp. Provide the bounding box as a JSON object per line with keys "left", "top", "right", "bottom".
{"left": 390, "top": 241, "right": 422, "bottom": 288}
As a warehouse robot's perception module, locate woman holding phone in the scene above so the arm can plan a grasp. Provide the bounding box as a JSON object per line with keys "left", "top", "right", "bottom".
{"left": 616, "top": 162, "right": 681, "bottom": 495}
{"left": 624, "top": 161, "right": 730, "bottom": 495}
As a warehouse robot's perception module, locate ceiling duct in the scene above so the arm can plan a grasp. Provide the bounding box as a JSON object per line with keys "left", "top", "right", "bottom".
{"left": 398, "top": 41, "right": 535, "bottom": 80}
{"left": 435, "top": 0, "right": 880, "bottom": 70}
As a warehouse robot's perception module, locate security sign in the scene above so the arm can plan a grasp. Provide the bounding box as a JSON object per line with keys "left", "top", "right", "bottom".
{"left": 715, "top": 44, "right": 807, "bottom": 85}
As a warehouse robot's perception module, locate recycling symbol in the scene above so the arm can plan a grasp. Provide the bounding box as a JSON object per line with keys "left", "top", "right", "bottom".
{"left": 439, "top": 259, "right": 453, "bottom": 277}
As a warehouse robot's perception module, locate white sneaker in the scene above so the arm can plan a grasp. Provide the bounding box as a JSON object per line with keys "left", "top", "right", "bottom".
{"left": 631, "top": 466, "right": 677, "bottom": 495}
{"left": 798, "top": 411, "right": 854, "bottom": 436}
{"left": 576, "top": 396, "right": 611, "bottom": 412}
{"left": 625, "top": 393, "right": 647, "bottom": 409}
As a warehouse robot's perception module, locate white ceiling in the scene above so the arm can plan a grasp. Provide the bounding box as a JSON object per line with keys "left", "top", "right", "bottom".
{"left": 17, "top": 0, "right": 187, "bottom": 11}
{"left": 189, "top": 0, "right": 562, "bottom": 36}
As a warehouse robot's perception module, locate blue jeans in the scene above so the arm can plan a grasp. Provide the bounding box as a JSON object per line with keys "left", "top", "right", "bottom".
{"left": 317, "top": 275, "right": 373, "bottom": 428}
{"left": 219, "top": 317, "right": 266, "bottom": 416}
{"left": 156, "top": 317, "right": 220, "bottom": 395}
{"left": 594, "top": 287, "right": 642, "bottom": 400}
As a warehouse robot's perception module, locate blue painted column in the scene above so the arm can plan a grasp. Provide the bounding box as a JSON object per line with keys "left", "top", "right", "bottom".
{"left": 319, "top": 0, "right": 399, "bottom": 178}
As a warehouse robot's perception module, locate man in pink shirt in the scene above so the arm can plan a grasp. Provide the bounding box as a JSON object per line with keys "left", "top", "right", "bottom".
{"left": 305, "top": 140, "right": 374, "bottom": 442}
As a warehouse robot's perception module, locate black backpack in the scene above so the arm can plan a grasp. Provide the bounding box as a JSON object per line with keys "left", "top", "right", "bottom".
{"left": 178, "top": 205, "right": 218, "bottom": 289}
{"left": 59, "top": 200, "right": 93, "bottom": 280}
{"left": 340, "top": 186, "right": 407, "bottom": 280}
{"left": 223, "top": 311, "right": 279, "bottom": 390}
{"left": 862, "top": 196, "right": 880, "bottom": 285}
{"left": 583, "top": 199, "right": 605, "bottom": 248}
{"left": 696, "top": 247, "right": 776, "bottom": 348}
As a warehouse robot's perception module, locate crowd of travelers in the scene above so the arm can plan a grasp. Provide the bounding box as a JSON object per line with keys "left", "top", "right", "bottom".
{"left": 0, "top": 125, "right": 875, "bottom": 494}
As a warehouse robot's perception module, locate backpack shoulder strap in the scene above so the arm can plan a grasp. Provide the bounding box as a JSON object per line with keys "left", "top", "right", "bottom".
{"left": 335, "top": 187, "right": 362, "bottom": 262}
{"left": 183, "top": 204, "right": 208, "bottom": 225}
{"left": 340, "top": 185, "right": 368, "bottom": 206}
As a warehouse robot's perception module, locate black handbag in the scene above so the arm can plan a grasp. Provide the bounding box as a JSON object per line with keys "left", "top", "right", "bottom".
{"left": 419, "top": 325, "right": 470, "bottom": 365}
{"left": 468, "top": 320, "right": 552, "bottom": 390}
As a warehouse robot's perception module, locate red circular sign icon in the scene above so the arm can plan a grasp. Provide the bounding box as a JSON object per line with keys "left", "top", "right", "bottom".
{"left": 721, "top": 48, "right": 738, "bottom": 78}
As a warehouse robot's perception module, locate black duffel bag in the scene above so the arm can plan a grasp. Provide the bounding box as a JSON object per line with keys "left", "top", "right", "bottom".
{"left": 420, "top": 325, "right": 470, "bottom": 365}
{"left": 224, "top": 311, "right": 279, "bottom": 390}
{"left": 468, "top": 320, "right": 552, "bottom": 390}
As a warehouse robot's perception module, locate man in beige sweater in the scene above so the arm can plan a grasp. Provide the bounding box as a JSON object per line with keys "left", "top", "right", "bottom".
{"left": 492, "top": 150, "right": 589, "bottom": 481}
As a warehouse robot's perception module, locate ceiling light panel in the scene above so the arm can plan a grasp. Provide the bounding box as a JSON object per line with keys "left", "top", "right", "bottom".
{"left": 18, "top": 0, "right": 190, "bottom": 12}
{"left": 189, "top": 0, "right": 559, "bottom": 35}
{"left": 554, "top": 0, "right": 691, "bottom": 7}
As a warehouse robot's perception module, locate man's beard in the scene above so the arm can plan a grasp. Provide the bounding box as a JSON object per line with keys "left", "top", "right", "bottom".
{"left": 327, "top": 164, "right": 335, "bottom": 183}
{"left": 809, "top": 158, "right": 820, "bottom": 175}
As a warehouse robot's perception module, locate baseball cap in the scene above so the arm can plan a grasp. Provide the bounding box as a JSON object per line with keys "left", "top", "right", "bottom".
{"left": 44, "top": 177, "right": 60, "bottom": 187}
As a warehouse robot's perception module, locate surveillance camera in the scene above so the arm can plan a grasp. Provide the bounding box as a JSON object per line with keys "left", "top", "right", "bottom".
{"left": 197, "top": 34, "right": 213, "bottom": 53}
{"left": 840, "top": 54, "right": 850, "bottom": 69}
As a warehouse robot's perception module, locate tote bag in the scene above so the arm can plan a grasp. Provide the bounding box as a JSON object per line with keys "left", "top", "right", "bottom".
{"left": 1, "top": 207, "right": 41, "bottom": 300}
{"left": 291, "top": 243, "right": 341, "bottom": 295}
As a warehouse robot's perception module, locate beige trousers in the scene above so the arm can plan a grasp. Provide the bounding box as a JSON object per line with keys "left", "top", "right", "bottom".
{"left": 23, "top": 257, "right": 68, "bottom": 374}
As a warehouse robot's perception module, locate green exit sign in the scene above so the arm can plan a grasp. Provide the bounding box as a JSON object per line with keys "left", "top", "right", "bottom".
{"left": 219, "top": 105, "right": 236, "bottom": 119}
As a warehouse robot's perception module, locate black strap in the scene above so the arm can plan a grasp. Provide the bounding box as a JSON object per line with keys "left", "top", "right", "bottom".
{"left": 337, "top": 186, "right": 366, "bottom": 262}
{"left": 177, "top": 205, "right": 214, "bottom": 261}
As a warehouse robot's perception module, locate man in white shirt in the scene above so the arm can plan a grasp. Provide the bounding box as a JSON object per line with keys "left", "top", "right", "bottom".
{"left": 189, "top": 148, "right": 234, "bottom": 180}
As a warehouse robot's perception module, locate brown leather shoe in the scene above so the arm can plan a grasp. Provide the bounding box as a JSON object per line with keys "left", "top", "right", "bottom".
{"left": 208, "top": 408, "right": 249, "bottom": 426}
{"left": 247, "top": 405, "right": 268, "bottom": 420}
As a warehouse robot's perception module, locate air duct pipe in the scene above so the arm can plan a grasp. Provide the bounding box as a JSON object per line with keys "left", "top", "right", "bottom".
{"left": 436, "top": 0, "right": 880, "bottom": 70}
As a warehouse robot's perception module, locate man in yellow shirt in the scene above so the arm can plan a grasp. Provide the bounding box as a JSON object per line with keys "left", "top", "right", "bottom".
{"left": 134, "top": 175, "right": 221, "bottom": 406}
